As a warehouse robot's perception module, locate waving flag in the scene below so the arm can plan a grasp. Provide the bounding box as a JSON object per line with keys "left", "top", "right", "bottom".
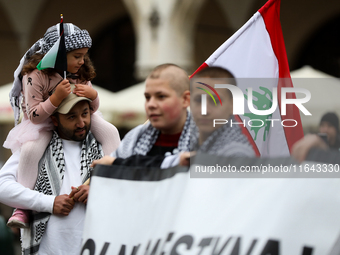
{"left": 37, "top": 14, "right": 67, "bottom": 76}
{"left": 191, "top": 0, "right": 303, "bottom": 157}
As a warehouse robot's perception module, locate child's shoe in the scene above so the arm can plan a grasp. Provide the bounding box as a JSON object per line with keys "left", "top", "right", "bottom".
{"left": 7, "top": 209, "right": 29, "bottom": 228}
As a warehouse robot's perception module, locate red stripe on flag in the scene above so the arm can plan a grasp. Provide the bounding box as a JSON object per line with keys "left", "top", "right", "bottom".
{"left": 190, "top": 62, "right": 209, "bottom": 78}
{"left": 259, "top": 0, "right": 304, "bottom": 153}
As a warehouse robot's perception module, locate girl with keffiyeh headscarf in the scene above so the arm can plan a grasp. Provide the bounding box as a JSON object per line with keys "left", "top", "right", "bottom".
{"left": 4, "top": 22, "right": 120, "bottom": 229}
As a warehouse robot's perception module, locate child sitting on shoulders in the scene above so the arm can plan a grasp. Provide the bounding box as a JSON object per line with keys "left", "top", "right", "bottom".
{"left": 4, "top": 22, "right": 120, "bottom": 228}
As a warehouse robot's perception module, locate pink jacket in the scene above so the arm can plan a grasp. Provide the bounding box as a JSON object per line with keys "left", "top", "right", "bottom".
{"left": 22, "top": 69, "right": 99, "bottom": 123}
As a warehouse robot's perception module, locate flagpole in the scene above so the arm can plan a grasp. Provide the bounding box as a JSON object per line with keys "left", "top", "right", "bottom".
{"left": 36, "top": 14, "right": 68, "bottom": 74}
{"left": 60, "top": 14, "right": 67, "bottom": 79}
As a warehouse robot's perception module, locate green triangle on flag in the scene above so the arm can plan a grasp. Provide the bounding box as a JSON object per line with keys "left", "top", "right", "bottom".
{"left": 37, "top": 37, "right": 61, "bottom": 70}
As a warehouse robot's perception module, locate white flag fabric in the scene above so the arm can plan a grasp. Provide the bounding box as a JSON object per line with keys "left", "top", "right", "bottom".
{"left": 81, "top": 161, "right": 340, "bottom": 255}
{"left": 191, "top": 0, "right": 303, "bottom": 157}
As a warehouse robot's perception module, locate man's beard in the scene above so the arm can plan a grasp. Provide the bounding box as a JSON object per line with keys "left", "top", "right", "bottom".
{"left": 57, "top": 122, "right": 91, "bottom": 141}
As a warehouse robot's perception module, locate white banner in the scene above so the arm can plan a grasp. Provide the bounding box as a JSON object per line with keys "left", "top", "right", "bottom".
{"left": 82, "top": 157, "right": 340, "bottom": 255}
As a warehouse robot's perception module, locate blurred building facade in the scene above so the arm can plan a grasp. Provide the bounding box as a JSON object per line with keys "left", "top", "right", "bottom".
{"left": 1, "top": 0, "right": 340, "bottom": 91}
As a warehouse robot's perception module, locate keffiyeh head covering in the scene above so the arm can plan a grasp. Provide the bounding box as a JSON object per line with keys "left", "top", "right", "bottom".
{"left": 10, "top": 23, "right": 92, "bottom": 125}
{"left": 190, "top": 117, "right": 255, "bottom": 157}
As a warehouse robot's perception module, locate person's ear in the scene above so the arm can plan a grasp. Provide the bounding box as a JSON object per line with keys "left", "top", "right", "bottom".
{"left": 51, "top": 115, "right": 58, "bottom": 127}
{"left": 182, "top": 90, "right": 190, "bottom": 108}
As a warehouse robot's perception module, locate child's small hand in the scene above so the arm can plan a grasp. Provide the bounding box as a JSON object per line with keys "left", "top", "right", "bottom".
{"left": 73, "top": 84, "right": 97, "bottom": 101}
{"left": 50, "top": 79, "right": 71, "bottom": 107}
{"left": 55, "top": 79, "right": 71, "bottom": 99}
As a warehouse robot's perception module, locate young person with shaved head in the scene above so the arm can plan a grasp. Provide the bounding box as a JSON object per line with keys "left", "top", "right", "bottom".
{"left": 92, "top": 63, "right": 191, "bottom": 168}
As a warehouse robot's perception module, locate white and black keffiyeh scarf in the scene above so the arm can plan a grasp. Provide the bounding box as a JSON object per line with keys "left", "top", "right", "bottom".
{"left": 133, "top": 111, "right": 192, "bottom": 156}
{"left": 191, "top": 117, "right": 255, "bottom": 157}
{"left": 21, "top": 131, "right": 103, "bottom": 255}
